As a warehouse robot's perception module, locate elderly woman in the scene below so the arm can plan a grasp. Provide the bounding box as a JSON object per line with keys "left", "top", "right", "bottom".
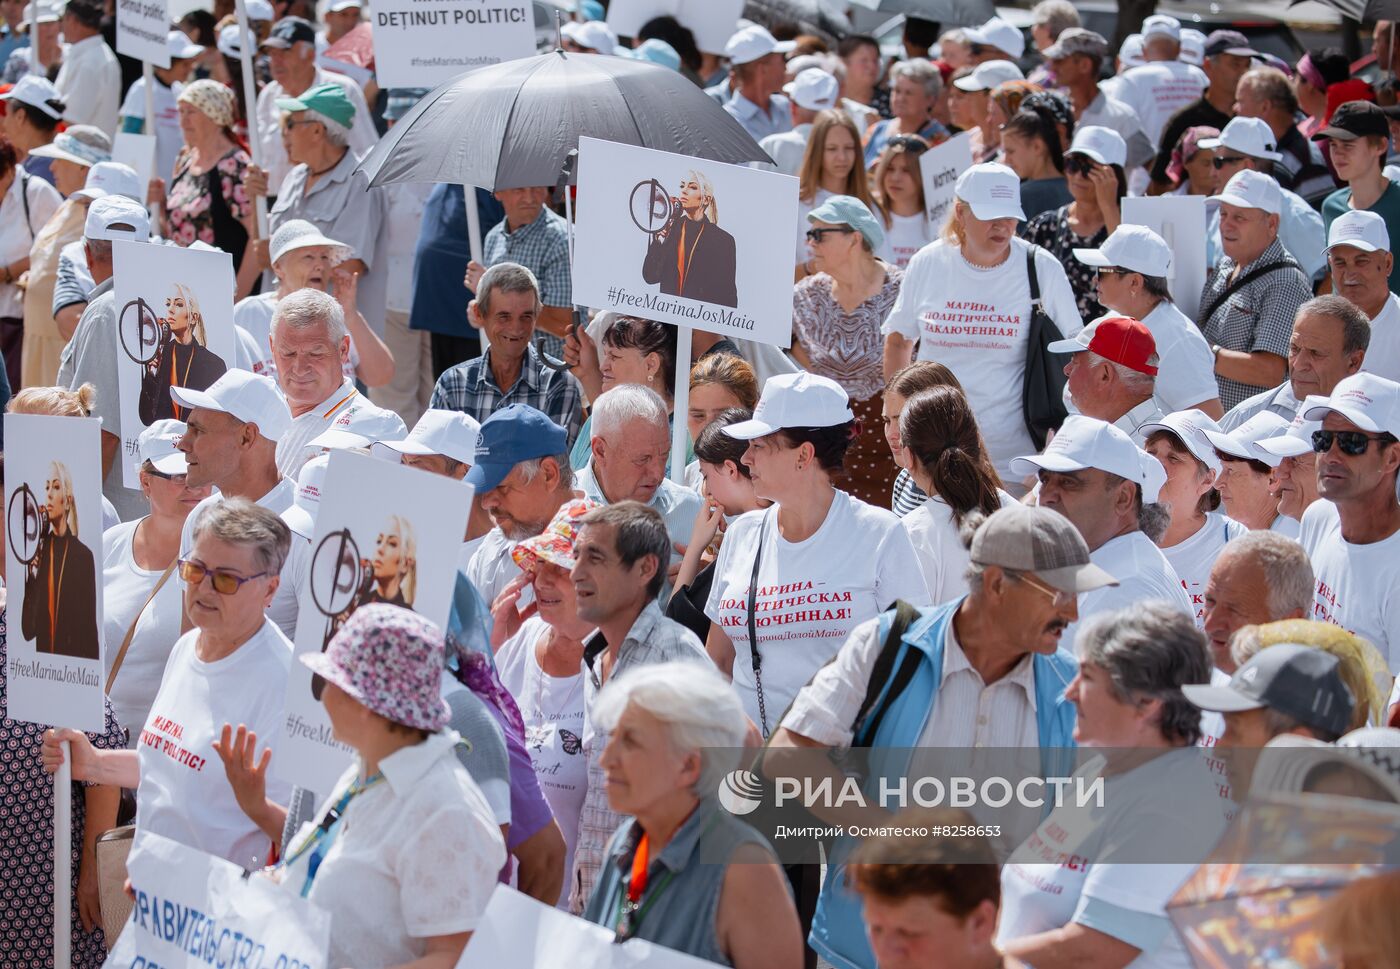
{"left": 863, "top": 60, "right": 948, "bottom": 167}
{"left": 569, "top": 317, "right": 678, "bottom": 471}
{"left": 870, "top": 135, "right": 932, "bottom": 270}
{"left": 999, "top": 603, "right": 1228, "bottom": 969}
{"left": 796, "top": 110, "right": 880, "bottom": 274}
{"left": 43, "top": 499, "right": 295, "bottom": 869}
{"left": 583, "top": 662, "right": 803, "bottom": 968}
{"left": 793, "top": 195, "right": 901, "bottom": 505}
{"left": 0, "top": 136, "right": 61, "bottom": 390}
{"left": 1205, "top": 412, "right": 1299, "bottom": 534}
{"left": 1, "top": 75, "right": 65, "bottom": 183}
{"left": 102, "top": 420, "right": 212, "bottom": 740}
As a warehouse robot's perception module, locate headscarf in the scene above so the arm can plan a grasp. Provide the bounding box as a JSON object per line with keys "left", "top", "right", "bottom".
{"left": 177, "top": 79, "right": 236, "bottom": 128}
{"left": 1167, "top": 124, "right": 1220, "bottom": 186}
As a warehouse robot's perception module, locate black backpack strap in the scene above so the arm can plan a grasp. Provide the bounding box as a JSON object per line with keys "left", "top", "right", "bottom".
{"left": 1198, "top": 260, "right": 1304, "bottom": 325}
{"left": 852, "top": 600, "right": 922, "bottom": 743}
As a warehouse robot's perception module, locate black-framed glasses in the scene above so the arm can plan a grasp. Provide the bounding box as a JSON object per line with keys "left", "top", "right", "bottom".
{"left": 885, "top": 135, "right": 930, "bottom": 155}
{"left": 178, "top": 559, "right": 270, "bottom": 595}
{"left": 1311, "top": 429, "right": 1398, "bottom": 456}
{"left": 1065, "top": 154, "right": 1098, "bottom": 176}
{"left": 1212, "top": 155, "right": 1249, "bottom": 169}
{"left": 806, "top": 227, "right": 857, "bottom": 243}
{"left": 146, "top": 468, "right": 187, "bottom": 483}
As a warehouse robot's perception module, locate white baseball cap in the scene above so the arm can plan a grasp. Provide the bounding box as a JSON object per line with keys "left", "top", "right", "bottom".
{"left": 725, "top": 24, "right": 795, "bottom": 65}
{"left": 964, "top": 16, "right": 1024, "bottom": 59}
{"left": 1199, "top": 116, "right": 1281, "bottom": 162}
{"left": 217, "top": 23, "right": 244, "bottom": 58}
{"left": 166, "top": 29, "right": 204, "bottom": 60}
{"left": 784, "top": 67, "right": 838, "bottom": 111}
{"left": 136, "top": 419, "right": 188, "bottom": 475}
{"left": 1073, "top": 224, "right": 1172, "bottom": 277}
{"left": 573, "top": 20, "right": 617, "bottom": 55}
{"left": 1179, "top": 27, "right": 1205, "bottom": 65}
{"left": 723, "top": 372, "right": 853, "bottom": 440}
{"left": 305, "top": 427, "right": 374, "bottom": 453}
{"left": 1208, "top": 169, "right": 1282, "bottom": 216}
{"left": 1327, "top": 209, "right": 1390, "bottom": 254}
{"left": 1204, "top": 410, "right": 1292, "bottom": 468}
{"left": 327, "top": 0, "right": 361, "bottom": 10}
{"left": 1302, "top": 372, "right": 1400, "bottom": 437}
{"left": 1118, "top": 33, "right": 1145, "bottom": 68}
{"left": 282, "top": 452, "right": 328, "bottom": 539}
{"left": 1067, "top": 125, "right": 1127, "bottom": 167}
{"left": 952, "top": 58, "right": 1024, "bottom": 92}
{"left": 270, "top": 219, "right": 351, "bottom": 266}
{"left": 246, "top": 0, "right": 274, "bottom": 20}
{"left": 1256, "top": 397, "right": 1326, "bottom": 459}
{"left": 372, "top": 410, "right": 481, "bottom": 466}
{"left": 1139, "top": 409, "right": 1225, "bottom": 474}
{"left": 22, "top": 1, "right": 61, "bottom": 24}
{"left": 1142, "top": 14, "right": 1182, "bottom": 41}
{"left": 73, "top": 161, "right": 142, "bottom": 202}
{"left": 83, "top": 195, "right": 150, "bottom": 243}
{"left": 1010, "top": 415, "right": 1166, "bottom": 501}
{"left": 954, "top": 162, "right": 1025, "bottom": 222}
{"left": 169, "top": 369, "right": 293, "bottom": 442}
{"left": 0, "top": 74, "right": 63, "bottom": 119}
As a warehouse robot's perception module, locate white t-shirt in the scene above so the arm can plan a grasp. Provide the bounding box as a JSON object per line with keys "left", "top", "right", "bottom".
{"left": 1061, "top": 531, "right": 1193, "bottom": 653}
{"left": 135, "top": 621, "right": 293, "bottom": 867}
{"left": 704, "top": 491, "right": 930, "bottom": 730}
{"left": 1298, "top": 499, "right": 1400, "bottom": 672}
{"left": 998, "top": 750, "right": 1229, "bottom": 969}
{"left": 385, "top": 182, "right": 434, "bottom": 313}
{"left": 1363, "top": 293, "right": 1400, "bottom": 385}
{"left": 119, "top": 75, "right": 182, "bottom": 183}
{"left": 234, "top": 291, "right": 362, "bottom": 383}
{"left": 1140, "top": 301, "right": 1221, "bottom": 414}
{"left": 877, "top": 212, "right": 933, "bottom": 270}
{"left": 496, "top": 616, "right": 588, "bottom": 910}
{"left": 101, "top": 519, "right": 186, "bottom": 741}
{"left": 1270, "top": 513, "right": 1300, "bottom": 540}
{"left": 882, "top": 238, "right": 1083, "bottom": 481}
{"left": 795, "top": 188, "right": 834, "bottom": 264}
{"left": 1110, "top": 61, "right": 1209, "bottom": 148}
{"left": 1161, "top": 513, "right": 1247, "bottom": 629}
{"left": 903, "top": 490, "right": 1016, "bottom": 606}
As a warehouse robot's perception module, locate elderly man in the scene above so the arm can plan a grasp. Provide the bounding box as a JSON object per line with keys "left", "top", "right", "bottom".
{"left": 761, "top": 67, "right": 838, "bottom": 176}
{"left": 1106, "top": 15, "right": 1207, "bottom": 149}
{"left": 770, "top": 504, "right": 1115, "bottom": 969}
{"left": 171, "top": 369, "right": 307, "bottom": 637}
{"left": 53, "top": 0, "right": 119, "bottom": 134}
{"left": 1042, "top": 29, "right": 1152, "bottom": 171}
{"left": 1013, "top": 415, "right": 1191, "bottom": 650}
{"left": 1201, "top": 117, "right": 1326, "bottom": 282}
{"left": 1026, "top": 0, "right": 1079, "bottom": 83}
{"left": 1050, "top": 315, "right": 1163, "bottom": 442}
{"left": 1234, "top": 67, "right": 1333, "bottom": 204}
{"left": 1319, "top": 106, "right": 1400, "bottom": 297}
{"left": 1326, "top": 210, "right": 1400, "bottom": 381}
{"left": 1150, "top": 30, "right": 1258, "bottom": 192}
{"left": 1297, "top": 372, "right": 1400, "bottom": 673}
{"left": 1222, "top": 295, "right": 1370, "bottom": 430}
{"left": 57, "top": 195, "right": 150, "bottom": 520}
{"left": 719, "top": 25, "right": 794, "bottom": 143}
{"left": 430, "top": 262, "right": 585, "bottom": 447}
{"left": 253, "top": 17, "right": 375, "bottom": 190}
{"left": 268, "top": 289, "right": 405, "bottom": 478}
{"left": 1201, "top": 531, "right": 1314, "bottom": 674}
{"left": 578, "top": 385, "right": 700, "bottom": 563}
{"left": 1199, "top": 170, "right": 1313, "bottom": 412}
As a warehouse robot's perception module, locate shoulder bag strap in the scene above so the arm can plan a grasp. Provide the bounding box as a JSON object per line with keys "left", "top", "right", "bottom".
{"left": 747, "top": 510, "right": 771, "bottom": 737}
{"left": 1198, "top": 261, "right": 1300, "bottom": 325}
{"left": 1025, "top": 245, "right": 1041, "bottom": 308}
{"left": 106, "top": 559, "right": 179, "bottom": 694}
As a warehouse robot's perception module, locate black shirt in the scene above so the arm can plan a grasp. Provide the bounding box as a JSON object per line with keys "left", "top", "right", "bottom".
{"left": 1151, "top": 96, "right": 1232, "bottom": 185}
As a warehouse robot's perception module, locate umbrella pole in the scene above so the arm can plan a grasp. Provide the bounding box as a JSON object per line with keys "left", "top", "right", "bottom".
{"left": 670, "top": 326, "right": 691, "bottom": 483}
{"left": 464, "top": 185, "right": 489, "bottom": 355}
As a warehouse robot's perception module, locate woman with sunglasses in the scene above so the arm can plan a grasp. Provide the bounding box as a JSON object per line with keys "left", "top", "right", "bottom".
{"left": 870, "top": 135, "right": 933, "bottom": 270}
{"left": 1022, "top": 125, "right": 1127, "bottom": 321}
{"left": 44, "top": 499, "right": 295, "bottom": 870}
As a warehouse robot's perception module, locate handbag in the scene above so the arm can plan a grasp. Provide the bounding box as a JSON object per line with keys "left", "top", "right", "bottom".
{"left": 1021, "top": 246, "right": 1070, "bottom": 451}
{"left": 96, "top": 825, "right": 135, "bottom": 946}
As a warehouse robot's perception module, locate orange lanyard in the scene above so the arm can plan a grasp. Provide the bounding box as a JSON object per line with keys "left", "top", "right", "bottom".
{"left": 169, "top": 343, "right": 195, "bottom": 419}
{"left": 47, "top": 538, "right": 68, "bottom": 647}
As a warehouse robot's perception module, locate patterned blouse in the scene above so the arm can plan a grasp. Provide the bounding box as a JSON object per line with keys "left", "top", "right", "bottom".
{"left": 166, "top": 146, "right": 253, "bottom": 262}
{"left": 1022, "top": 203, "right": 1108, "bottom": 323}
{"left": 793, "top": 266, "right": 903, "bottom": 403}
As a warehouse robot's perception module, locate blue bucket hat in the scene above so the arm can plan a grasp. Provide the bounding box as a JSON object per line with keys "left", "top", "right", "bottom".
{"left": 807, "top": 194, "right": 886, "bottom": 251}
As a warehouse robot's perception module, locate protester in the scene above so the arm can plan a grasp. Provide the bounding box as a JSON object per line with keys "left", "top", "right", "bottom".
{"left": 1327, "top": 210, "right": 1400, "bottom": 381}
{"left": 1043, "top": 29, "right": 1152, "bottom": 171}
{"left": 569, "top": 317, "right": 677, "bottom": 471}
{"left": 1051, "top": 315, "right": 1164, "bottom": 441}
{"left": 964, "top": 15, "right": 1025, "bottom": 65}
{"left": 1, "top": 74, "right": 64, "bottom": 184}
{"left": 1106, "top": 15, "right": 1207, "bottom": 151}
{"left": 720, "top": 25, "right": 793, "bottom": 143}
{"left": 986, "top": 80, "right": 1041, "bottom": 159}
{"left": 1295, "top": 48, "right": 1352, "bottom": 138}
{"left": 118, "top": 31, "right": 202, "bottom": 185}
{"left": 1026, "top": 0, "right": 1079, "bottom": 83}
{"left": 869, "top": 136, "right": 931, "bottom": 270}
{"left": 950, "top": 61, "right": 1024, "bottom": 163}
{"left": 997, "top": 100, "right": 1070, "bottom": 223}
{"left": 53, "top": 0, "right": 119, "bottom": 134}
{"left": 760, "top": 67, "right": 838, "bottom": 177}
{"left": 1149, "top": 30, "right": 1257, "bottom": 193}
{"left": 883, "top": 361, "right": 965, "bottom": 516}
{"left": 1230, "top": 619, "right": 1389, "bottom": 730}
{"left": 51, "top": 162, "right": 141, "bottom": 344}
{"left": 1235, "top": 66, "right": 1333, "bottom": 204}
{"left": 1169, "top": 125, "right": 1223, "bottom": 196}
{"left": 1205, "top": 412, "right": 1296, "bottom": 533}
{"left": 1200, "top": 535, "right": 1315, "bottom": 675}
{"left": 1317, "top": 105, "right": 1400, "bottom": 292}
{"left": 685, "top": 351, "right": 760, "bottom": 454}
{"left": 862, "top": 60, "right": 947, "bottom": 167}
{"left": 836, "top": 33, "right": 887, "bottom": 117}
{"left": 1257, "top": 402, "right": 1323, "bottom": 523}
{"left": 0, "top": 137, "right": 59, "bottom": 390}
{"left": 795, "top": 110, "right": 878, "bottom": 272}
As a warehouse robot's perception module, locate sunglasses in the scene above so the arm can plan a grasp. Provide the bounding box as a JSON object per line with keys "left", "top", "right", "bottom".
{"left": 1211, "top": 155, "right": 1249, "bottom": 169}
{"left": 178, "top": 558, "right": 270, "bottom": 595}
{"left": 1311, "top": 429, "right": 1397, "bottom": 456}
{"left": 806, "top": 227, "right": 857, "bottom": 243}
{"left": 1064, "top": 155, "right": 1098, "bottom": 176}
{"left": 886, "top": 135, "right": 930, "bottom": 155}
{"left": 1095, "top": 267, "right": 1130, "bottom": 277}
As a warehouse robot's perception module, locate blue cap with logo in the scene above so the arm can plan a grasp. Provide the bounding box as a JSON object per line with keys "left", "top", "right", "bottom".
{"left": 466, "top": 404, "right": 568, "bottom": 492}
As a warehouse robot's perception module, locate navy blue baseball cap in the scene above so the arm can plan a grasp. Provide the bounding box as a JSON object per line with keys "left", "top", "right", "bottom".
{"left": 466, "top": 405, "right": 568, "bottom": 493}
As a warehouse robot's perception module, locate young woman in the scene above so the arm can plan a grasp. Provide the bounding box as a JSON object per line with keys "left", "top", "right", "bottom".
{"left": 882, "top": 361, "right": 965, "bottom": 516}
{"left": 1000, "top": 101, "right": 1072, "bottom": 222}
{"left": 1166, "top": 125, "right": 1220, "bottom": 196}
{"left": 683, "top": 352, "right": 759, "bottom": 490}
{"left": 795, "top": 110, "right": 879, "bottom": 274}
{"left": 870, "top": 135, "right": 933, "bottom": 270}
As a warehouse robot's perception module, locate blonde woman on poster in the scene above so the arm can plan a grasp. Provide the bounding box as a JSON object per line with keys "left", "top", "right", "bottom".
{"left": 640, "top": 169, "right": 738, "bottom": 307}
{"left": 20, "top": 460, "right": 99, "bottom": 659}
{"left": 321, "top": 514, "right": 418, "bottom": 651}
{"left": 138, "top": 282, "right": 228, "bottom": 424}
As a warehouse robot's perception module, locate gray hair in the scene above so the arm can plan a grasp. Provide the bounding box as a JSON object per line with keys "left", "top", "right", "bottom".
{"left": 1298, "top": 294, "right": 1371, "bottom": 356}
{"left": 476, "top": 261, "right": 542, "bottom": 317}
{"left": 190, "top": 496, "right": 291, "bottom": 575}
{"left": 1075, "top": 601, "right": 1212, "bottom": 745}
{"left": 515, "top": 453, "right": 575, "bottom": 493}
{"left": 1239, "top": 67, "right": 1299, "bottom": 115}
{"left": 1030, "top": 0, "right": 1080, "bottom": 36}
{"left": 592, "top": 662, "right": 747, "bottom": 798}
{"left": 1085, "top": 351, "right": 1156, "bottom": 397}
{"left": 271, "top": 287, "right": 348, "bottom": 345}
{"left": 889, "top": 58, "right": 942, "bottom": 99}
{"left": 579, "top": 500, "right": 672, "bottom": 600}
{"left": 84, "top": 238, "right": 113, "bottom": 261}
{"left": 1218, "top": 532, "right": 1314, "bottom": 620}
{"left": 1139, "top": 499, "right": 1171, "bottom": 544}
{"left": 591, "top": 384, "right": 668, "bottom": 441}
{"left": 303, "top": 108, "right": 350, "bottom": 148}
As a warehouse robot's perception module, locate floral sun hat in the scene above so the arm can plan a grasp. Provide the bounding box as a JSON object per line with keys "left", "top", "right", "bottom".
{"left": 510, "top": 497, "right": 599, "bottom": 574}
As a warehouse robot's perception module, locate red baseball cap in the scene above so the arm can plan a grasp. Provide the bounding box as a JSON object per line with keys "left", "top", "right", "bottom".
{"left": 1048, "top": 316, "right": 1159, "bottom": 376}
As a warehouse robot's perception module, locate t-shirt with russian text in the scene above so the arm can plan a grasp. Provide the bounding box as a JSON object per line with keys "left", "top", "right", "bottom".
{"left": 136, "top": 620, "right": 293, "bottom": 867}
{"left": 1161, "top": 513, "right": 1247, "bottom": 629}
{"left": 883, "top": 238, "right": 1083, "bottom": 481}
{"left": 877, "top": 211, "right": 932, "bottom": 270}
{"left": 1298, "top": 499, "right": 1400, "bottom": 673}
{"left": 1111, "top": 61, "right": 1209, "bottom": 149}
{"left": 704, "top": 490, "right": 930, "bottom": 731}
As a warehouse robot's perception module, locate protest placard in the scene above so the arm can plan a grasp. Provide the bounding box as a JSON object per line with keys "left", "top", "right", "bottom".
{"left": 3, "top": 414, "right": 104, "bottom": 732}
{"left": 104, "top": 831, "right": 332, "bottom": 969}
{"left": 112, "top": 241, "right": 237, "bottom": 491}
{"left": 115, "top": 0, "right": 171, "bottom": 67}
{"left": 276, "top": 450, "right": 472, "bottom": 795}
{"left": 573, "top": 136, "right": 798, "bottom": 349}
{"left": 920, "top": 131, "right": 973, "bottom": 232}
{"left": 606, "top": 0, "right": 744, "bottom": 55}
{"left": 369, "top": 0, "right": 535, "bottom": 89}
{"left": 113, "top": 132, "right": 157, "bottom": 192}
{"left": 1122, "top": 195, "right": 1208, "bottom": 323}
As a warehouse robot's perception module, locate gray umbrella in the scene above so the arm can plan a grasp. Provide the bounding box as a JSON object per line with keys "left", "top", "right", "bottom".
{"left": 356, "top": 50, "right": 771, "bottom": 191}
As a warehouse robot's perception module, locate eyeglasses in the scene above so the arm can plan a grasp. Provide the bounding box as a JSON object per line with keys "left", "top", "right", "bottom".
{"left": 1212, "top": 155, "right": 1249, "bottom": 169}
{"left": 281, "top": 117, "right": 319, "bottom": 132}
{"left": 146, "top": 468, "right": 187, "bottom": 483}
{"left": 178, "top": 558, "right": 270, "bottom": 595}
{"left": 1095, "top": 267, "right": 1130, "bottom": 277}
{"left": 806, "top": 227, "right": 857, "bottom": 243}
{"left": 1311, "top": 429, "right": 1398, "bottom": 456}
{"left": 885, "top": 135, "right": 930, "bottom": 155}
{"left": 1064, "top": 155, "right": 1098, "bottom": 176}
{"left": 1012, "top": 571, "right": 1074, "bottom": 608}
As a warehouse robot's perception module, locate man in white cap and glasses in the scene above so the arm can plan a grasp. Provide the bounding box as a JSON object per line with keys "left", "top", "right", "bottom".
{"left": 57, "top": 194, "right": 150, "bottom": 519}
{"left": 963, "top": 15, "right": 1024, "bottom": 63}
{"left": 1012, "top": 414, "right": 1190, "bottom": 649}
{"left": 1296, "top": 372, "right": 1400, "bottom": 673}
{"left": 758, "top": 67, "right": 837, "bottom": 176}
{"left": 1199, "top": 169, "right": 1313, "bottom": 412}
{"left": 1105, "top": 14, "right": 1208, "bottom": 150}
{"left": 718, "top": 24, "right": 795, "bottom": 143}
{"left": 1073, "top": 224, "right": 1223, "bottom": 418}
{"left": 117, "top": 30, "right": 204, "bottom": 182}
{"left": 173, "top": 368, "right": 309, "bottom": 637}
{"left": 1327, "top": 209, "right": 1400, "bottom": 382}
{"left": 1201, "top": 116, "right": 1326, "bottom": 282}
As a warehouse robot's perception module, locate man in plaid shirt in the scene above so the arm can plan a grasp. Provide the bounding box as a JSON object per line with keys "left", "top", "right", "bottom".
{"left": 430, "top": 262, "right": 586, "bottom": 448}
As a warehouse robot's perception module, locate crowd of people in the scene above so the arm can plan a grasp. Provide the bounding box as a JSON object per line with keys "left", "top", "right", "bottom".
{"left": 1, "top": 1, "right": 1399, "bottom": 968}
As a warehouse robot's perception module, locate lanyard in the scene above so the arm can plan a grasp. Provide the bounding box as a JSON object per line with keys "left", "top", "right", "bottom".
{"left": 611, "top": 810, "right": 716, "bottom": 943}
{"left": 281, "top": 771, "right": 384, "bottom": 897}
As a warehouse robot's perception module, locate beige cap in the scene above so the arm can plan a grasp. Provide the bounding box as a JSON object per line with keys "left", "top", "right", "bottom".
{"left": 969, "top": 504, "right": 1118, "bottom": 595}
